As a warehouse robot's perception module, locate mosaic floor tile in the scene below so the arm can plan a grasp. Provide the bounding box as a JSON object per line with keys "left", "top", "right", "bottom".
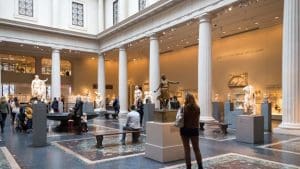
{"left": 53, "top": 135, "right": 145, "bottom": 163}
{"left": 161, "top": 153, "right": 300, "bottom": 169}
{"left": 199, "top": 125, "right": 236, "bottom": 141}
{"left": 260, "top": 137, "right": 300, "bottom": 155}
{"left": 47, "top": 124, "right": 118, "bottom": 137}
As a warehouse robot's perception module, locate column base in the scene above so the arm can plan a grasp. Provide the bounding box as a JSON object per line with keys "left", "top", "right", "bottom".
{"left": 118, "top": 110, "right": 128, "bottom": 119}
{"left": 200, "top": 116, "right": 215, "bottom": 122}
{"left": 273, "top": 127, "right": 300, "bottom": 136}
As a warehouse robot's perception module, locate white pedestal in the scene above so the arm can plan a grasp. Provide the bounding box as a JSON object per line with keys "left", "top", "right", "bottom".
{"left": 145, "top": 122, "right": 184, "bottom": 162}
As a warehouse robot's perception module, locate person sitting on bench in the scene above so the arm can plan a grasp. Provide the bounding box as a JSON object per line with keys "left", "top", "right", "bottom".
{"left": 121, "top": 105, "right": 140, "bottom": 145}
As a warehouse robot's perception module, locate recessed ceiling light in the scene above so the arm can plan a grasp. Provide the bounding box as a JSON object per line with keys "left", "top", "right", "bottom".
{"left": 162, "top": 32, "right": 166, "bottom": 35}
{"left": 245, "top": 27, "right": 249, "bottom": 30}
{"left": 20, "top": 44, "right": 24, "bottom": 47}
{"left": 238, "top": 27, "right": 242, "bottom": 30}
{"left": 222, "top": 31, "right": 226, "bottom": 34}
{"left": 275, "top": 16, "right": 279, "bottom": 19}
{"left": 228, "top": 7, "right": 232, "bottom": 11}
{"left": 255, "top": 22, "right": 259, "bottom": 25}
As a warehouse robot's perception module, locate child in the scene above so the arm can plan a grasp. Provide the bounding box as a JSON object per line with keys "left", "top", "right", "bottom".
{"left": 81, "top": 113, "right": 88, "bottom": 132}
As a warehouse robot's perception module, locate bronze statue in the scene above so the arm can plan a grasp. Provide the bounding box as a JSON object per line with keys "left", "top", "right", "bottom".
{"left": 154, "top": 74, "right": 179, "bottom": 109}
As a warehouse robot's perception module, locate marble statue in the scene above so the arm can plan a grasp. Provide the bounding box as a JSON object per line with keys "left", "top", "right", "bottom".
{"left": 154, "top": 74, "right": 179, "bottom": 109}
{"left": 31, "top": 75, "right": 48, "bottom": 100}
{"left": 243, "top": 85, "right": 256, "bottom": 115}
{"left": 94, "top": 92, "right": 105, "bottom": 111}
{"left": 134, "top": 85, "right": 143, "bottom": 105}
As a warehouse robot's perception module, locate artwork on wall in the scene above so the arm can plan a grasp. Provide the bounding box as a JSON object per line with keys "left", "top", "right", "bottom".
{"left": 228, "top": 72, "right": 248, "bottom": 88}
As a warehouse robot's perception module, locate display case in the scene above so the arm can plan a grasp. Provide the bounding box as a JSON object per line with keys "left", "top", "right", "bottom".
{"left": 41, "top": 58, "right": 72, "bottom": 76}
{"left": 0, "top": 54, "right": 35, "bottom": 74}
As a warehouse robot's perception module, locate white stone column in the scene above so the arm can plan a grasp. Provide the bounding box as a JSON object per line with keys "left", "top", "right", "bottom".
{"left": 119, "top": 0, "right": 128, "bottom": 21}
{"left": 149, "top": 34, "right": 160, "bottom": 109}
{"left": 119, "top": 46, "right": 128, "bottom": 114}
{"left": 274, "top": 0, "right": 300, "bottom": 136}
{"left": 98, "top": 0, "right": 105, "bottom": 31}
{"left": 198, "top": 14, "right": 214, "bottom": 121}
{"left": 98, "top": 53, "right": 106, "bottom": 110}
{"left": 51, "top": 48, "right": 61, "bottom": 100}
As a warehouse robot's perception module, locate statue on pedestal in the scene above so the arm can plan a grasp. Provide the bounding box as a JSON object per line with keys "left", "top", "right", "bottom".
{"left": 31, "top": 75, "right": 48, "bottom": 100}
{"left": 154, "top": 74, "right": 179, "bottom": 109}
{"left": 94, "top": 92, "right": 105, "bottom": 111}
{"left": 243, "top": 85, "right": 256, "bottom": 115}
{"left": 134, "top": 85, "right": 143, "bottom": 105}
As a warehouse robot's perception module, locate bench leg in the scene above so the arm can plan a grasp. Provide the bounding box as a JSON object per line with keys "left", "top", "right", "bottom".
{"left": 112, "top": 114, "right": 117, "bottom": 119}
{"left": 96, "top": 135, "right": 104, "bottom": 148}
{"left": 200, "top": 122, "right": 205, "bottom": 130}
{"left": 104, "top": 114, "right": 109, "bottom": 119}
{"left": 132, "top": 132, "right": 140, "bottom": 143}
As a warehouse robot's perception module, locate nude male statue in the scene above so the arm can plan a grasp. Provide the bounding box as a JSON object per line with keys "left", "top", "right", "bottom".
{"left": 154, "top": 74, "right": 179, "bottom": 109}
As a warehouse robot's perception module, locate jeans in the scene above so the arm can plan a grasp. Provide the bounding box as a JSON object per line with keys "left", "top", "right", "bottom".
{"left": 121, "top": 126, "right": 140, "bottom": 143}
{"left": 181, "top": 135, "right": 203, "bottom": 169}
{"left": 1, "top": 113, "right": 8, "bottom": 132}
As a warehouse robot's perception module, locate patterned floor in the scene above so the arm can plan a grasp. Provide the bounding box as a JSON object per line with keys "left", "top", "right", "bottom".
{"left": 53, "top": 135, "right": 145, "bottom": 163}
{"left": 0, "top": 147, "right": 21, "bottom": 169}
{"left": 199, "top": 125, "right": 236, "bottom": 141}
{"left": 162, "top": 153, "right": 300, "bottom": 169}
{"left": 0, "top": 148, "right": 11, "bottom": 169}
{"left": 47, "top": 123, "right": 119, "bottom": 137}
{"left": 260, "top": 137, "right": 300, "bottom": 155}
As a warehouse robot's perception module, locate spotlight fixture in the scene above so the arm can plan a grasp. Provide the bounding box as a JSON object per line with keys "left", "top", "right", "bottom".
{"left": 20, "top": 44, "right": 24, "bottom": 47}
{"left": 274, "top": 16, "right": 279, "bottom": 20}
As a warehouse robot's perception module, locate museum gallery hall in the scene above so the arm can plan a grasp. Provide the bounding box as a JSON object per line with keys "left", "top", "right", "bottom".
{"left": 0, "top": 0, "right": 299, "bottom": 168}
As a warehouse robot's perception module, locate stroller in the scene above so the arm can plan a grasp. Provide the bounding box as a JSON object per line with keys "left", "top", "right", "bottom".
{"left": 15, "top": 106, "right": 33, "bottom": 132}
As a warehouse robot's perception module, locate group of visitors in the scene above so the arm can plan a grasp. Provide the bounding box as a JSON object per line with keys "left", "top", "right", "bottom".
{"left": 69, "top": 97, "right": 88, "bottom": 134}
{"left": 0, "top": 96, "right": 33, "bottom": 133}
{"left": 51, "top": 97, "right": 64, "bottom": 113}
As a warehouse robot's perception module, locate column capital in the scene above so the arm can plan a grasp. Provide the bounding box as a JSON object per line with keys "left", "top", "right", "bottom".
{"left": 51, "top": 47, "right": 62, "bottom": 52}
{"left": 199, "top": 13, "right": 211, "bottom": 24}
{"left": 119, "top": 45, "right": 126, "bottom": 51}
{"left": 149, "top": 33, "right": 158, "bottom": 40}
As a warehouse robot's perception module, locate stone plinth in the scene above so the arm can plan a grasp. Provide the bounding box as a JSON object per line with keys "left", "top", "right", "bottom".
{"left": 212, "top": 102, "right": 224, "bottom": 122}
{"left": 32, "top": 103, "right": 47, "bottom": 147}
{"left": 225, "top": 110, "right": 244, "bottom": 129}
{"left": 153, "top": 110, "right": 177, "bottom": 122}
{"left": 236, "top": 115, "right": 264, "bottom": 144}
{"left": 261, "top": 102, "right": 272, "bottom": 132}
{"left": 83, "top": 102, "right": 94, "bottom": 113}
{"left": 143, "top": 104, "right": 155, "bottom": 125}
{"left": 145, "top": 122, "right": 184, "bottom": 162}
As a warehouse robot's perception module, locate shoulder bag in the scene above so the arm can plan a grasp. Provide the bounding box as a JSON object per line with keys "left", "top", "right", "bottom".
{"left": 175, "top": 106, "right": 184, "bottom": 128}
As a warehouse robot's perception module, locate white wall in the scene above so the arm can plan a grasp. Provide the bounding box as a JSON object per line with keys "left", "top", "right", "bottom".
{"left": 128, "top": 0, "right": 139, "bottom": 17}
{"left": 104, "top": 0, "right": 114, "bottom": 28}
{"left": 0, "top": 0, "right": 99, "bottom": 34}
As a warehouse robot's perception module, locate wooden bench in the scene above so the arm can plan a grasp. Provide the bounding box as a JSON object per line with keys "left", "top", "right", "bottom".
{"left": 93, "top": 130, "right": 144, "bottom": 148}
{"left": 199, "top": 121, "right": 231, "bottom": 134}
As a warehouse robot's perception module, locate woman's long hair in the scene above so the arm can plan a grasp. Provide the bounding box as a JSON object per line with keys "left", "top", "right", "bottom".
{"left": 184, "top": 93, "right": 198, "bottom": 110}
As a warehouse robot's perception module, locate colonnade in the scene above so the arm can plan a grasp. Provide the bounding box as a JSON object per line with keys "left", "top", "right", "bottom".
{"left": 44, "top": 0, "right": 300, "bottom": 134}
